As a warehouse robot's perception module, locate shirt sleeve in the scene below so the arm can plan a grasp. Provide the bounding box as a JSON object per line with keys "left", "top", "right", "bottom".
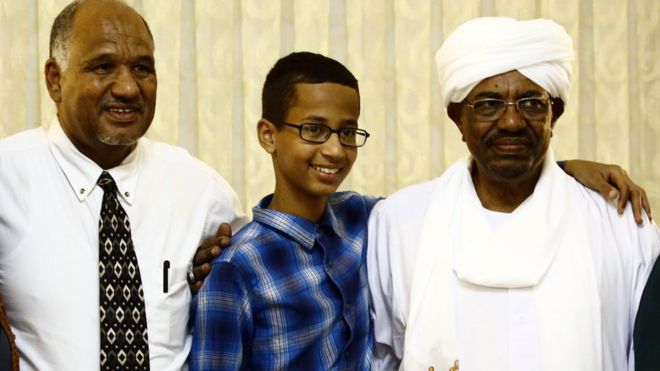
{"left": 367, "top": 201, "right": 403, "bottom": 370}
{"left": 191, "top": 261, "right": 253, "bottom": 371}
{"left": 362, "top": 194, "right": 384, "bottom": 216}
{"left": 201, "top": 172, "right": 250, "bottom": 244}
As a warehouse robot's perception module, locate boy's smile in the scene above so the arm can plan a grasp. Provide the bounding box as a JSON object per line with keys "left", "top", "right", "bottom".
{"left": 262, "top": 82, "right": 361, "bottom": 221}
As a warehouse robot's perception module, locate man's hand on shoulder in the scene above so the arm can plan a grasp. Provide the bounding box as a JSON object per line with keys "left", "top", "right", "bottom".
{"left": 189, "top": 223, "right": 232, "bottom": 294}
{"left": 563, "top": 159, "right": 651, "bottom": 224}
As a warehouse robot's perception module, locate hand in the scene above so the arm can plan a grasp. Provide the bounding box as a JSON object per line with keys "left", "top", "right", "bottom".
{"left": 189, "top": 223, "right": 232, "bottom": 294}
{"left": 563, "top": 160, "right": 651, "bottom": 224}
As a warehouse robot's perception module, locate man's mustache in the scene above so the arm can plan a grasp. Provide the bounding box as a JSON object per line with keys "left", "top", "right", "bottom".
{"left": 484, "top": 129, "right": 537, "bottom": 146}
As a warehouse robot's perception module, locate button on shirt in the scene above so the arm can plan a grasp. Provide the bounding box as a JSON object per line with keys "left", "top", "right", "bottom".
{"left": 191, "top": 192, "right": 379, "bottom": 370}
{"left": 0, "top": 119, "right": 247, "bottom": 370}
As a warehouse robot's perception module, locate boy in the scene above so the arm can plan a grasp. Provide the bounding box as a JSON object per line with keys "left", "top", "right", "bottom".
{"left": 191, "top": 52, "right": 375, "bottom": 370}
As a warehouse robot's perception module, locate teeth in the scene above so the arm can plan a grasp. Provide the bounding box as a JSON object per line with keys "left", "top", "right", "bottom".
{"left": 313, "top": 166, "right": 340, "bottom": 174}
{"left": 108, "top": 108, "right": 134, "bottom": 113}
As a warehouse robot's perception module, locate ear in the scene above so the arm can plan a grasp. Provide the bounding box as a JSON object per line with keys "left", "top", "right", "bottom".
{"left": 257, "top": 119, "right": 278, "bottom": 154}
{"left": 447, "top": 102, "right": 466, "bottom": 141}
{"left": 549, "top": 97, "right": 564, "bottom": 133}
{"left": 45, "top": 58, "right": 63, "bottom": 103}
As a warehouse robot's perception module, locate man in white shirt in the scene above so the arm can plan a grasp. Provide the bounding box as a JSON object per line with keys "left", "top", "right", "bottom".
{"left": 0, "top": 0, "right": 246, "bottom": 369}
{"left": 367, "top": 17, "right": 660, "bottom": 371}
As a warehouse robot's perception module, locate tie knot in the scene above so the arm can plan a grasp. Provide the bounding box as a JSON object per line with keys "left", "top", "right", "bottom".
{"left": 97, "top": 171, "right": 118, "bottom": 193}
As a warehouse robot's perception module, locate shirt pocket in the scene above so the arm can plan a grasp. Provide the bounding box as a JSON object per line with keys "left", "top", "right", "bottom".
{"left": 144, "top": 260, "right": 191, "bottom": 351}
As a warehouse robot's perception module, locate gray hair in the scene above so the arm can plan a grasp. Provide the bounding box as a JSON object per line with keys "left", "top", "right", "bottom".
{"left": 49, "top": 0, "right": 83, "bottom": 71}
{"left": 48, "top": 0, "right": 153, "bottom": 71}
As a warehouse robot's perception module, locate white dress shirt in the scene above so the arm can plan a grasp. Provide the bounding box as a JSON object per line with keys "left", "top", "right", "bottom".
{"left": 367, "top": 160, "right": 660, "bottom": 371}
{"left": 0, "top": 119, "right": 248, "bottom": 371}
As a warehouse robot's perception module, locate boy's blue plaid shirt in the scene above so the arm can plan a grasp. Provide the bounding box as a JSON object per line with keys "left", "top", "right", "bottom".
{"left": 191, "top": 192, "right": 380, "bottom": 370}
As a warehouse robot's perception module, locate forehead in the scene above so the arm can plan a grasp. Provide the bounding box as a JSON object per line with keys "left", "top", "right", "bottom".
{"left": 288, "top": 82, "right": 360, "bottom": 116}
{"left": 469, "top": 70, "right": 548, "bottom": 98}
{"left": 70, "top": 2, "right": 153, "bottom": 56}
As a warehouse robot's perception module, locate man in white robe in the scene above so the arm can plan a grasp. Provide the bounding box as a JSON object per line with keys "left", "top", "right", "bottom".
{"left": 367, "top": 17, "right": 660, "bottom": 371}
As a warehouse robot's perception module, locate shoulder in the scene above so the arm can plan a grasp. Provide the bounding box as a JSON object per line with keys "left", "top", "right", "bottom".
{"left": 138, "top": 138, "right": 239, "bottom": 204}
{"left": 374, "top": 178, "right": 440, "bottom": 219}
{"left": 567, "top": 176, "right": 643, "bottom": 228}
{"left": 374, "top": 159, "right": 468, "bottom": 221}
{"left": 0, "top": 127, "right": 48, "bottom": 155}
{"left": 0, "top": 128, "right": 51, "bottom": 180}
{"left": 137, "top": 138, "right": 246, "bottom": 232}
{"left": 203, "top": 220, "right": 289, "bottom": 296}
{"left": 566, "top": 177, "right": 659, "bottom": 260}
{"left": 213, "top": 221, "right": 277, "bottom": 272}
{"left": 367, "top": 178, "right": 441, "bottom": 261}
{"left": 139, "top": 138, "right": 219, "bottom": 179}
{"left": 329, "top": 191, "right": 382, "bottom": 216}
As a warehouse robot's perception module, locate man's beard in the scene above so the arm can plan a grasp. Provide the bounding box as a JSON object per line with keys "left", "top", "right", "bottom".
{"left": 486, "top": 159, "right": 535, "bottom": 179}
{"left": 483, "top": 128, "right": 539, "bottom": 180}
{"left": 98, "top": 134, "right": 140, "bottom": 146}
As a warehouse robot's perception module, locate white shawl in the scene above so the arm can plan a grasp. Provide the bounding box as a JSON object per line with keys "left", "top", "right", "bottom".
{"left": 401, "top": 149, "right": 602, "bottom": 370}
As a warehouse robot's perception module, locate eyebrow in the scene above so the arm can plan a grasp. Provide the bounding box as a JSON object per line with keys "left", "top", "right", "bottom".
{"left": 302, "top": 115, "right": 358, "bottom": 127}
{"left": 83, "top": 53, "right": 155, "bottom": 66}
{"left": 472, "top": 89, "right": 547, "bottom": 100}
{"left": 517, "top": 90, "right": 546, "bottom": 98}
{"left": 472, "top": 91, "right": 502, "bottom": 100}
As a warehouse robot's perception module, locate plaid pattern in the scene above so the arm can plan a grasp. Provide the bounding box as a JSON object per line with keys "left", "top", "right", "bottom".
{"left": 191, "top": 192, "right": 379, "bottom": 371}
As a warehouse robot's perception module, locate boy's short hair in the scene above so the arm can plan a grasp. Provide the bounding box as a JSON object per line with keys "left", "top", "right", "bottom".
{"left": 261, "top": 51, "right": 359, "bottom": 122}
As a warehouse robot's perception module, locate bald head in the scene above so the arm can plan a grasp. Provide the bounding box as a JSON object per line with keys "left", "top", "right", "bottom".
{"left": 49, "top": 0, "right": 153, "bottom": 71}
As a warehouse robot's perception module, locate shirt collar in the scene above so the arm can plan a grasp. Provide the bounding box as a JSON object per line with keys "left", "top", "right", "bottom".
{"left": 251, "top": 195, "right": 341, "bottom": 250}
{"left": 47, "top": 117, "right": 141, "bottom": 204}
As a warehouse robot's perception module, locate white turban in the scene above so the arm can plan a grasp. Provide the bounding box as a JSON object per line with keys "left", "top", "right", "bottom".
{"left": 435, "top": 17, "right": 574, "bottom": 107}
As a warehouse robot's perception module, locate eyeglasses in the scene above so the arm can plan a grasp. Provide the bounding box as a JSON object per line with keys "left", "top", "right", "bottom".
{"left": 272, "top": 120, "right": 370, "bottom": 147}
{"left": 465, "top": 97, "right": 552, "bottom": 120}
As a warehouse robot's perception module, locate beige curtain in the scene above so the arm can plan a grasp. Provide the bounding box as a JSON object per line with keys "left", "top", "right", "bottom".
{"left": 1, "top": 0, "right": 658, "bottom": 214}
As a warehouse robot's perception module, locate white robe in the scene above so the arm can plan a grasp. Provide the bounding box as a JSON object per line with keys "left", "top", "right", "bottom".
{"left": 367, "top": 155, "right": 660, "bottom": 371}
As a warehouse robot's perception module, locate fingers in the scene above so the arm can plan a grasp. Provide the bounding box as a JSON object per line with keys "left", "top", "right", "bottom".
{"left": 191, "top": 261, "right": 213, "bottom": 294}
{"left": 214, "top": 223, "right": 232, "bottom": 248}
{"left": 192, "top": 262, "right": 212, "bottom": 280}
{"left": 190, "top": 278, "right": 204, "bottom": 295}
{"left": 630, "top": 189, "right": 643, "bottom": 225}
{"left": 189, "top": 262, "right": 213, "bottom": 295}
{"left": 616, "top": 182, "right": 631, "bottom": 215}
{"left": 599, "top": 166, "right": 629, "bottom": 214}
{"left": 198, "top": 223, "right": 232, "bottom": 251}
{"left": 629, "top": 186, "right": 651, "bottom": 224}
{"left": 590, "top": 177, "right": 619, "bottom": 204}
{"left": 188, "top": 262, "right": 211, "bottom": 295}
{"left": 192, "top": 244, "right": 221, "bottom": 266}
{"left": 641, "top": 189, "right": 652, "bottom": 221}
{"left": 600, "top": 166, "right": 630, "bottom": 214}
{"left": 563, "top": 159, "right": 651, "bottom": 224}
{"left": 609, "top": 172, "right": 649, "bottom": 224}
{"left": 189, "top": 223, "right": 234, "bottom": 294}
{"left": 217, "top": 222, "right": 232, "bottom": 238}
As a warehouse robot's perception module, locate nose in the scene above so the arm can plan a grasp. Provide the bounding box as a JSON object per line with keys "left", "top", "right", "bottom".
{"left": 320, "top": 132, "right": 345, "bottom": 158}
{"left": 497, "top": 103, "right": 526, "bottom": 132}
{"left": 111, "top": 66, "right": 140, "bottom": 99}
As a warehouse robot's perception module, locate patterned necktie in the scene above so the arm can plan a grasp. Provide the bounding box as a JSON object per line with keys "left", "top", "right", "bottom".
{"left": 97, "top": 171, "right": 150, "bottom": 370}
